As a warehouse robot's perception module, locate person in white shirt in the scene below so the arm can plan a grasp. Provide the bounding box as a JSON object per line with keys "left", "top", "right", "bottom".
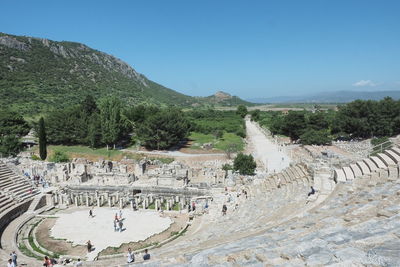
{"left": 75, "top": 258, "right": 83, "bottom": 266}
{"left": 127, "top": 248, "right": 134, "bottom": 263}
{"left": 7, "top": 259, "right": 15, "bottom": 267}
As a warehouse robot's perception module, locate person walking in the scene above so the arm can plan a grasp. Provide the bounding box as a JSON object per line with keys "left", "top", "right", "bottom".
{"left": 89, "top": 208, "right": 93, "bottom": 218}
{"left": 113, "top": 219, "right": 117, "bottom": 232}
{"left": 222, "top": 204, "right": 227, "bottom": 216}
{"left": 127, "top": 248, "right": 134, "bottom": 263}
{"left": 86, "top": 240, "right": 92, "bottom": 253}
{"left": 119, "top": 220, "right": 123, "bottom": 232}
{"left": 10, "top": 251, "right": 17, "bottom": 266}
{"left": 308, "top": 186, "right": 316, "bottom": 197}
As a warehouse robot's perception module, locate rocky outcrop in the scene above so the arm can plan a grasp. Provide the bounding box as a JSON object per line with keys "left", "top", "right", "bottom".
{"left": 0, "top": 36, "right": 30, "bottom": 51}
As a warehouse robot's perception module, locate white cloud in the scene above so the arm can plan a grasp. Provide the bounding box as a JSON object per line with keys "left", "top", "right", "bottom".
{"left": 352, "top": 80, "right": 377, "bottom": 87}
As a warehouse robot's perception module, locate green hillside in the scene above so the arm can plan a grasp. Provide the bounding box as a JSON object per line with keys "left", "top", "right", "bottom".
{"left": 2, "top": 33, "right": 251, "bottom": 114}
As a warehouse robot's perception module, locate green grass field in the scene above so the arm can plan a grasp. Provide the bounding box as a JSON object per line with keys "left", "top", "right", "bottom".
{"left": 189, "top": 132, "right": 244, "bottom": 151}
{"left": 48, "top": 145, "right": 123, "bottom": 158}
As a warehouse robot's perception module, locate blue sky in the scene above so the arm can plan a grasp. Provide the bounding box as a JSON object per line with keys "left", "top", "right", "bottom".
{"left": 1, "top": 0, "right": 399, "bottom": 99}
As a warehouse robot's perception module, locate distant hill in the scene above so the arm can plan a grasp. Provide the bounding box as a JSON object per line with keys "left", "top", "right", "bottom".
{"left": 0, "top": 33, "right": 251, "bottom": 114}
{"left": 248, "top": 90, "right": 400, "bottom": 104}
{"left": 202, "top": 91, "right": 254, "bottom": 106}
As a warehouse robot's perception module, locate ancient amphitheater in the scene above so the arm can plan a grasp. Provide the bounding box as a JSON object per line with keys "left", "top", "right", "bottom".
{"left": 0, "top": 121, "right": 399, "bottom": 266}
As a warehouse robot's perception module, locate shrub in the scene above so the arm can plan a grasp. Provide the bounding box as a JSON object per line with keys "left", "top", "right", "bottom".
{"left": 233, "top": 153, "right": 256, "bottom": 175}
{"left": 50, "top": 151, "right": 69, "bottom": 163}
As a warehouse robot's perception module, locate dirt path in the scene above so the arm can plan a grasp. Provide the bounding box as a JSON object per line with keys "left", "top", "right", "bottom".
{"left": 245, "top": 118, "right": 291, "bottom": 174}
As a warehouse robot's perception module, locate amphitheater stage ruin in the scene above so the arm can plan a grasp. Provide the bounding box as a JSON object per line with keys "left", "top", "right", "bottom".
{"left": 50, "top": 208, "right": 173, "bottom": 260}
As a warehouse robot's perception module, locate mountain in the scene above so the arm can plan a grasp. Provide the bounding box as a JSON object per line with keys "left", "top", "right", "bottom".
{"left": 248, "top": 90, "right": 400, "bottom": 104}
{"left": 0, "top": 33, "right": 252, "bottom": 114}
{"left": 202, "top": 91, "right": 254, "bottom": 106}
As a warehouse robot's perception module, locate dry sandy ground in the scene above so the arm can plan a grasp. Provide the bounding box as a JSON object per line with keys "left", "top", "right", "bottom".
{"left": 245, "top": 119, "right": 291, "bottom": 174}
{"left": 50, "top": 208, "right": 172, "bottom": 261}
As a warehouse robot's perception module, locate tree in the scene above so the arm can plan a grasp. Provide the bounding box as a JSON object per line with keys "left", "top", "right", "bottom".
{"left": 38, "top": 117, "right": 47, "bottom": 160}
{"left": 87, "top": 113, "right": 102, "bottom": 148}
{"left": 81, "top": 95, "right": 98, "bottom": 116}
{"left": 307, "top": 112, "right": 329, "bottom": 131}
{"left": 300, "top": 129, "right": 332, "bottom": 145}
{"left": 250, "top": 109, "right": 261, "bottom": 121}
{"left": 236, "top": 105, "right": 248, "bottom": 118}
{"left": 281, "top": 111, "right": 307, "bottom": 140}
{"left": 0, "top": 109, "right": 30, "bottom": 137}
{"left": 0, "top": 135, "right": 22, "bottom": 157}
{"left": 0, "top": 109, "right": 30, "bottom": 157}
{"left": 99, "top": 97, "right": 123, "bottom": 149}
{"left": 233, "top": 153, "right": 256, "bottom": 175}
{"left": 138, "top": 108, "right": 190, "bottom": 150}
{"left": 224, "top": 143, "right": 239, "bottom": 159}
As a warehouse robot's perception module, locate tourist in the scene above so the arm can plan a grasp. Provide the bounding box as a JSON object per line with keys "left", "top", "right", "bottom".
{"left": 113, "top": 219, "right": 117, "bottom": 231}
{"left": 43, "top": 256, "right": 52, "bottom": 266}
{"left": 89, "top": 208, "right": 93, "bottom": 218}
{"left": 86, "top": 240, "right": 92, "bottom": 252}
{"left": 192, "top": 202, "right": 196, "bottom": 211}
{"left": 222, "top": 204, "right": 227, "bottom": 216}
{"left": 127, "top": 248, "right": 134, "bottom": 263}
{"left": 75, "top": 258, "right": 83, "bottom": 266}
{"left": 119, "top": 209, "right": 123, "bottom": 220}
{"left": 115, "top": 213, "right": 118, "bottom": 221}
{"left": 7, "top": 259, "right": 14, "bottom": 267}
{"left": 10, "top": 251, "right": 17, "bottom": 266}
{"left": 119, "top": 220, "right": 123, "bottom": 232}
{"left": 143, "top": 249, "right": 150, "bottom": 261}
{"left": 308, "top": 186, "right": 316, "bottom": 197}
{"left": 244, "top": 191, "right": 248, "bottom": 199}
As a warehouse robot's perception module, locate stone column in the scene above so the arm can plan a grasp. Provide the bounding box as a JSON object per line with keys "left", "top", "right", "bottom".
{"left": 85, "top": 193, "right": 89, "bottom": 206}
{"left": 97, "top": 197, "right": 101, "bottom": 207}
{"left": 155, "top": 199, "right": 159, "bottom": 211}
{"left": 119, "top": 198, "right": 123, "bottom": 209}
{"left": 109, "top": 196, "right": 112, "bottom": 207}
{"left": 74, "top": 196, "right": 79, "bottom": 207}
{"left": 130, "top": 199, "right": 134, "bottom": 209}
{"left": 166, "top": 200, "right": 170, "bottom": 211}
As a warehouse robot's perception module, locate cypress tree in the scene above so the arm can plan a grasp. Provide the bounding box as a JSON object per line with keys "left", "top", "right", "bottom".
{"left": 38, "top": 117, "right": 47, "bottom": 160}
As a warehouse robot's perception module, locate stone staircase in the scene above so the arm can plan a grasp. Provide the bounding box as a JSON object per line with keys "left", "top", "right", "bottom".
{"left": 0, "top": 162, "right": 40, "bottom": 215}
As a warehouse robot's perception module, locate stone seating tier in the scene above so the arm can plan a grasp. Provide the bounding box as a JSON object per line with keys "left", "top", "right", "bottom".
{"left": 0, "top": 163, "right": 39, "bottom": 203}
{"left": 146, "top": 175, "right": 400, "bottom": 266}
{"left": 334, "top": 146, "right": 400, "bottom": 182}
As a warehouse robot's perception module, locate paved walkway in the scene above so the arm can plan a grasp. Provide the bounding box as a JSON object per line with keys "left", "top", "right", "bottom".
{"left": 245, "top": 119, "right": 291, "bottom": 174}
